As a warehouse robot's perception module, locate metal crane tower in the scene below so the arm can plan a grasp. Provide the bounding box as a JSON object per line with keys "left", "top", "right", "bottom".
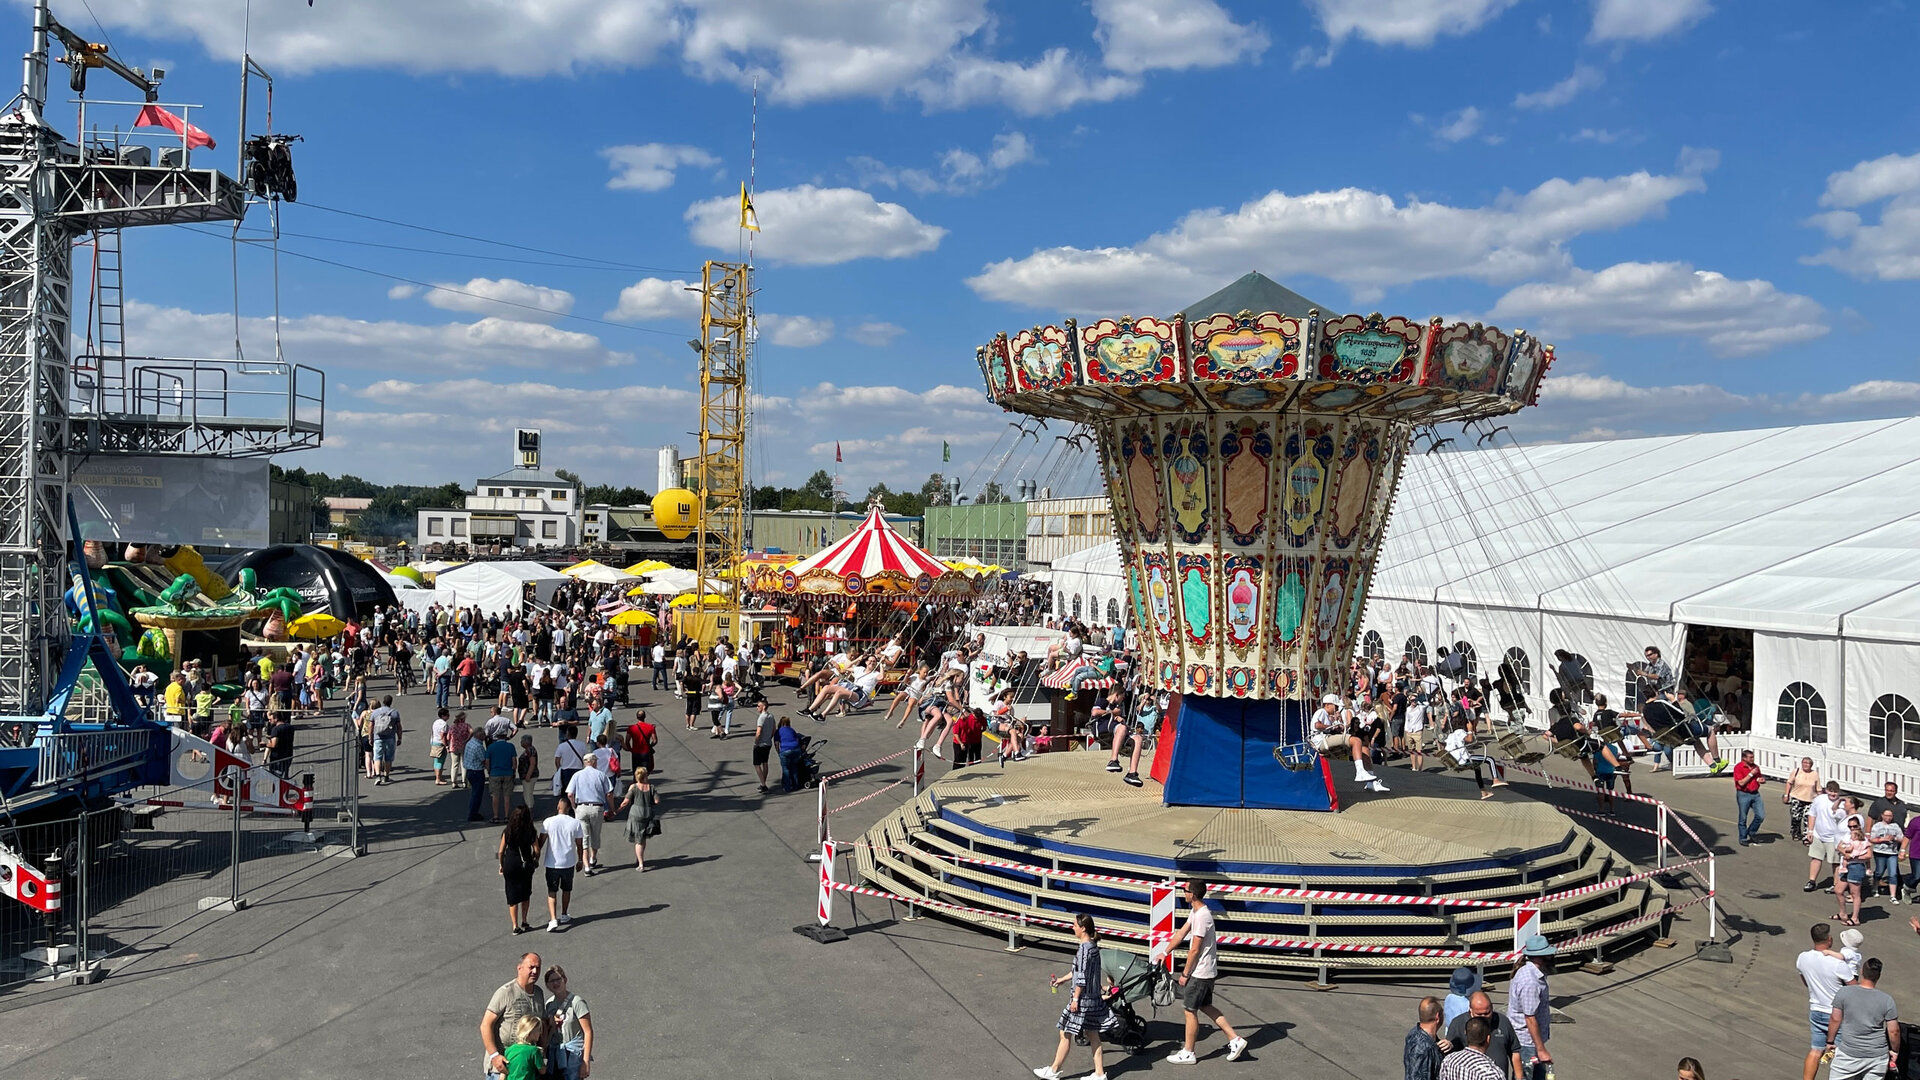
{"left": 693, "top": 260, "right": 749, "bottom": 633}
{"left": 0, "top": 2, "right": 322, "bottom": 728}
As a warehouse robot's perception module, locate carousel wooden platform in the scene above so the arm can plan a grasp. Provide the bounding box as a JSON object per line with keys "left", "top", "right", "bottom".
{"left": 852, "top": 751, "right": 1671, "bottom": 979}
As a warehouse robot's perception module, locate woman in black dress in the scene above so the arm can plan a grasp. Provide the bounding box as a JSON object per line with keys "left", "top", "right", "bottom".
{"left": 683, "top": 659, "right": 705, "bottom": 733}
{"left": 497, "top": 804, "right": 539, "bottom": 933}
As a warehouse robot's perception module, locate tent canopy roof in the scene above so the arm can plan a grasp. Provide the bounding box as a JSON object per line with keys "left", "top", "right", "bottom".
{"left": 1178, "top": 271, "right": 1334, "bottom": 323}
{"left": 1372, "top": 416, "right": 1920, "bottom": 642}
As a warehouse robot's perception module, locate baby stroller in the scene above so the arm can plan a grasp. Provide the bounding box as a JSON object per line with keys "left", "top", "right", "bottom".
{"left": 1082, "top": 948, "right": 1169, "bottom": 1051}
{"left": 788, "top": 735, "right": 826, "bottom": 790}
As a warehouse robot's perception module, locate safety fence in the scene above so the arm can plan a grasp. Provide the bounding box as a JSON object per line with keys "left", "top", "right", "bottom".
{"left": 0, "top": 720, "right": 358, "bottom": 994}
{"left": 797, "top": 748, "right": 1720, "bottom": 974}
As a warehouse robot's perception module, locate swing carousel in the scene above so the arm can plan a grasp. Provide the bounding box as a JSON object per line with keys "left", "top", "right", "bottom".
{"left": 768, "top": 503, "right": 980, "bottom": 672}
{"left": 852, "top": 273, "right": 1675, "bottom": 975}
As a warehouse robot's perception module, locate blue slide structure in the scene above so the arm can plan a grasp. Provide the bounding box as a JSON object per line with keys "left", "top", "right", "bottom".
{"left": 0, "top": 504, "right": 172, "bottom": 820}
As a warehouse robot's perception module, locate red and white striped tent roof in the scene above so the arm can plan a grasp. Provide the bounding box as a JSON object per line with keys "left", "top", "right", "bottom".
{"left": 781, "top": 506, "right": 977, "bottom": 596}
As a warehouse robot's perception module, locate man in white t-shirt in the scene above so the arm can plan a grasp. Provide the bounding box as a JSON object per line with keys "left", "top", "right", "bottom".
{"left": 1158, "top": 879, "right": 1247, "bottom": 1064}
{"left": 540, "top": 796, "right": 587, "bottom": 931}
{"left": 1808, "top": 781, "right": 1850, "bottom": 893}
{"left": 651, "top": 642, "right": 668, "bottom": 690}
{"left": 1798, "top": 921, "right": 1858, "bottom": 1080}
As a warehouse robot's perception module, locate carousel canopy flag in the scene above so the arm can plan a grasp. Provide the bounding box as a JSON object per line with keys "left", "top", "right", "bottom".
{"left": 780, "top": 503, "right": 978, "bottom": 596}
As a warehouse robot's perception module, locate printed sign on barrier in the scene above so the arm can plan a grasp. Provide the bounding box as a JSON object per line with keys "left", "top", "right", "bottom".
{"left": 1513, "top": 905, "right": 1540, "bottom": 951}
{"left": 1150, "top": 881, "right": 1176, "bottom": 971}
{"left": 817, "top": 840, "right": 838, "bottom": 927}
{"left": 0, "top": 844, "right": 60, "bottom": 913}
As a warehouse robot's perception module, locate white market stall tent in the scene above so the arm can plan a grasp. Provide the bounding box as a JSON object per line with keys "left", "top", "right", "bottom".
{"left": 1049, "top": 541, "right": 1127, "bottom": 629}
{"left": 1360, "top": 415, "right": 1920, "bottom": 788}
{"left": 432, "top": 561, "right": 567, "bottom": 614}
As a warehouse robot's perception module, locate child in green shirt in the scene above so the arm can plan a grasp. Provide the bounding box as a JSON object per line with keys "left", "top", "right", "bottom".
{"left": 503, "top": 1015, "right": 545, "bottom": 1080}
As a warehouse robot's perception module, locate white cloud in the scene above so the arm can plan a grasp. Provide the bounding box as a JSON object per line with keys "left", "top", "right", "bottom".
{"left": 1803, "top": 150, "right": 1920, "bottom": 281}
{"left": 58, "top": 0, "right": 684, "bottom": 77}
{"left": 913, "top": 49, "right": 1140, "bottom": 115}
{"left": 687, "top": 184, "right": 946, "bottom": 266}
{"left": 413, "top": 277, "right": 575, "bottom": 321}
{"left": 1513, "top": 64, "right": 1604, "bottom": 110}
{"left": 600, "top": 143, "right": 721, "bottom": 192}
{"left": 605, "top": 277, "right": 703, "bottom": 322}
{"left": 1509, "top": 370, "right": 1920, "bottom": 445}
{"left": 853, "top": 131, "right": 1037, "bottom": 195}
{"left": 1304, "top": 0, "right": 1521, "bottom": 49}
{"left": 1090, "top": 0, "right": 1269, "bottom": 71}
{"left": 1568, "top": 127, "right": 1635, "bottom": 144}
{"left": 1433, "top": 106, "right": 1483, "bottom": 143}
{"left": 969, "top": 166, "right": 1708, "bottom": 312}
{"left": 59, "top": 0, "right": 1182, "bottom": 116}
{"left": 1489, "top": 261, "right": 1828, "bottom": 357}
{"left": 758, "top": 313, "right": 835, "bottom": 347}
{"left": 126, "top": 300, "right": 633, "bottom": 374}
{"left": 848, "top": 321, "right": 906, "bottom": 347}
{"left": 1589, "top": 0, "right": 1713, "bottom": 42}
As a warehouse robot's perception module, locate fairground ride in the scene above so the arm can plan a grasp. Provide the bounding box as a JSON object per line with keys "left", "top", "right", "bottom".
{"left": 0, "top": 0, "right": 323, "bottom": 849}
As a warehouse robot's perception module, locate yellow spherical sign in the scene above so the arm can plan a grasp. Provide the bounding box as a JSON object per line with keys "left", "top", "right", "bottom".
{"left": 651, "top": 488, "right": 699, "bottom": 540}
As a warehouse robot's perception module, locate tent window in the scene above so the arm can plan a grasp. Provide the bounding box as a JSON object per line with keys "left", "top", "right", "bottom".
{"left": 1361, "top": 630, "right": 1384, "bottom": 663}
{"left": 1107, "top": 598, "right": 1120, "bottom": 625}
{"left": 1870, "top": 694, "right": 1920, "bottom": 759}
{"left": 1073, "top": 594, "right": 1084, "bottom": 619}
{"left": 1404, "top": 636, "right": 1428, "bottom": 669}
{"left": 1452, "top": 641, "right": 1478, "bottom": 680}
{"left": 1562, "top": 653, "right": 1595, "bottom": 705}
{"left": 1776, "top": 682, "right": 1828, "bottom": 744}
{"left": 1503, "top": 647, "right": 1531, "bottom": 694}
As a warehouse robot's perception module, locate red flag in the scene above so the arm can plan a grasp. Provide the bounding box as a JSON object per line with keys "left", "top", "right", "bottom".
{"left": 135, "top": 104, "right": 216, "bottom": 150}
{"left": 835, "top": 442, "right": 843, "bottom": 463}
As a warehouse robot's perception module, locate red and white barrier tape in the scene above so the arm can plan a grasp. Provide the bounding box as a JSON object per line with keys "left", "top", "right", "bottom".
{"left": 826, "top": 868, "right": 1691, "bottom": 959}
{"left": 1555, "top": 891, "right": 1714, "bottom": 951}
{"left": 830, "top": 778, "right": 910, "bottom": 815}
{"left": 857, "top": 840, "right": 1710, "bottom": 914}
{"left": 1495, "top": 758, "right": 1712, "bottom": 856}
{"left": 1555, "top": 804, "right": 1663, "bottom": 838}
{"left": 821, "top": 746, "right": 915, "bottom": 784}
{"left": 875, "top": 845, "right": 1546, "bottom": 911}
{"left": 123, "top": 797, "right": 305, "bottom": 817}
{"left": 1533, "top": 856, "right": 1713, "bottom": 905}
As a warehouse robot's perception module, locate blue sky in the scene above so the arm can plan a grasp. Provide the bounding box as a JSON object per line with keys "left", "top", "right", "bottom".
{"left": 28, "top": 0, "right": 1920, "bottom": 494}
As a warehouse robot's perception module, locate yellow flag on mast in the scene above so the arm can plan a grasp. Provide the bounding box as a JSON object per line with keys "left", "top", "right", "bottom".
{"left": 739, "top": 182, "right": 760, "bottom": 232}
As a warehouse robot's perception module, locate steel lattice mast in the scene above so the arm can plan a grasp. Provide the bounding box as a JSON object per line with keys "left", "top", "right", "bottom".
{"left": 694, "top": 260, "right": 749, "bottom": 633}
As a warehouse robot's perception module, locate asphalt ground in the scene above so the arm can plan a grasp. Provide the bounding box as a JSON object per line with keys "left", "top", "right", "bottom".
{"left": 0, "top": 672, "right": 1906, "bottom": 1079}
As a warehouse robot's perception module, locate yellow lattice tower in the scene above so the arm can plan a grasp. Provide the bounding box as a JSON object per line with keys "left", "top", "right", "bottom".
{"left": 695, "top": 260, "right": 749, "bottom": 640}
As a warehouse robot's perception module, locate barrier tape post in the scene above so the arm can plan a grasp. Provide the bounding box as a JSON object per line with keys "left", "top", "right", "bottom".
{"left": 807, "top": 779, "right": 828, "bottom": 863}
{"left": 1513, "top": 905, "right": 1540, "bottom": 951}
{"left": 795, "top": 838, "right": 848, "bottom": 944}
{"left": 1149, "top": 881, "right": 1176, "bottom": 972}
{"left": 1657, "top": 803, "right": 1668, "bottom": 870}
{"left": 913, "top": 745, "right": 925, "bottom": 799}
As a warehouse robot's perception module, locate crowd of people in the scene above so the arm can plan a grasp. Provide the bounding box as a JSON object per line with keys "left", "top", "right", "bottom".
{"left": 195, "top": 566, "right": 1875, "bottom": 1080}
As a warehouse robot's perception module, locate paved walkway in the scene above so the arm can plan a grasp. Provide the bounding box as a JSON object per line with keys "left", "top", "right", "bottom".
{"left": 0, "top": 678, "right": 1902, "bottom": 1079}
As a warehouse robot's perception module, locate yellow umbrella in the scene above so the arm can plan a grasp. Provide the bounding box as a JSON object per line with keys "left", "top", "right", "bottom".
{"left": 288, "top": 612, "right": 346, "bottom": 639}
{"left": 609, "top": 609, "right": 658, "bottom": 627}
{"left": 623, "top": 559, "right": 672, "bottom": 574}
{"left": 669, "top": 593, "right": 730, "bottom": 608}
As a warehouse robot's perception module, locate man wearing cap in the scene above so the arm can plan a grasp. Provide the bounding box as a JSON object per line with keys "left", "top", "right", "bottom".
{"left": 1311, "top": 694, "right": 1387, "bottom": 792}
{"left": 1506, "top": 935, "right": 1554, "bottom": 1079}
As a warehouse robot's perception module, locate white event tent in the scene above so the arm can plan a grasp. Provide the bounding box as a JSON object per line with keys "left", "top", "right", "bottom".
{"left": 1050, "top": 542, "right": 1127, "bottom": 629}
{"left": 432, "top": 561, "right": 567, "bottom": 614}
{"left": 1362, "top": 415, "right": 1920, "bottom": 785}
